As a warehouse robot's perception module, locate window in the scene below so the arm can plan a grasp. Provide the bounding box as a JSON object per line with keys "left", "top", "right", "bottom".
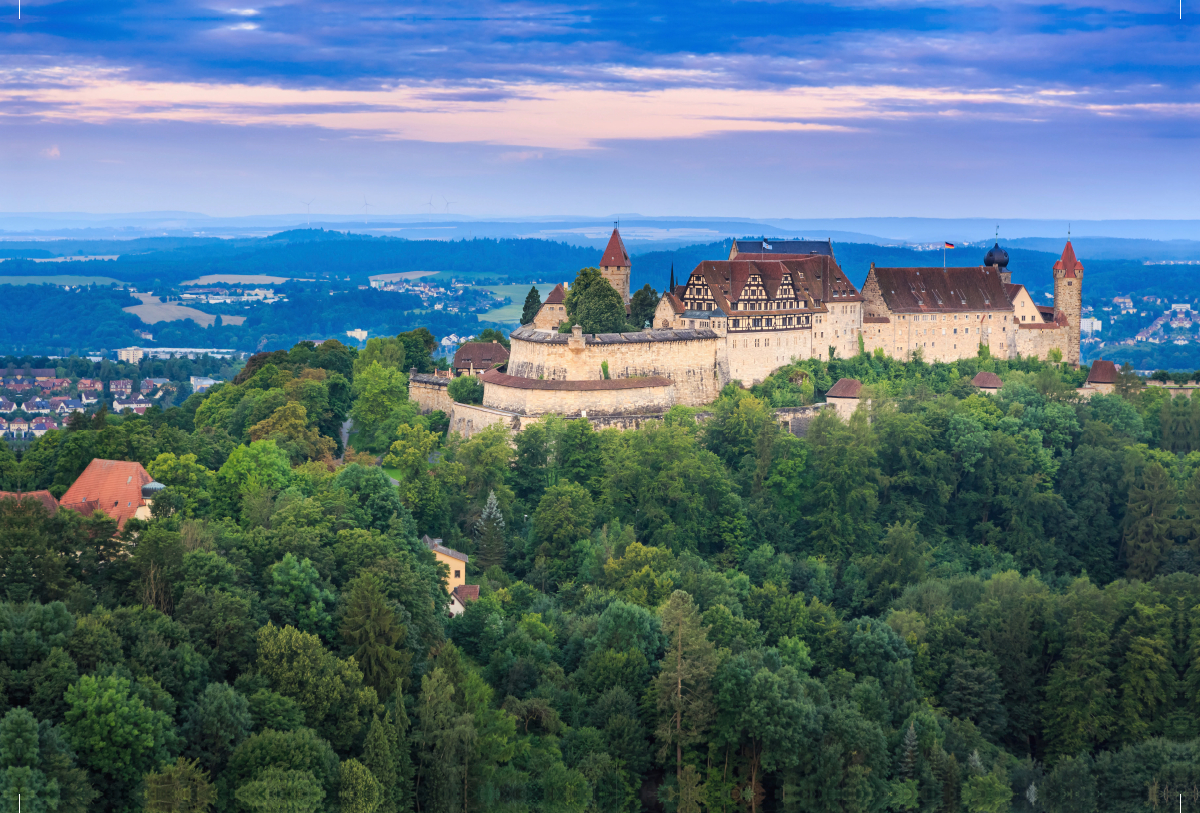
{"left": 454, "top": 570, "right": 461, "bottom": 578}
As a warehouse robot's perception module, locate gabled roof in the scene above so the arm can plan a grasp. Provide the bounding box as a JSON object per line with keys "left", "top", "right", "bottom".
{"left": 453, "top": 342, "right": 510, "bottom": 370}
{"left": 0, "top": 490, "right": 59, "bottom": 513}
{"left": 544, "top": 283, "right": 567, "bottom": 306}
{"left": 972, "top": 371, "right": 1003, "bottom": 389}
{"left": 452, "top": 584, "right": 480, "bottom": 604}
{"left": 599, "top": 228, "right": 630, "bottom": 268}
{"left": 1054, "top": 241, "right": 1084, "bottom": 278}
{"left": 422, "top": 534, "right": 469, "bottom": 563}
{"left": 685, "top": 255, "right": 859, "bottom": 313}
{"left": 826, "top": 378, "right": 863, "bottom": 398}
{"left": 59, "top": 458, "right": 155, "bottom": 529}
{"left": 731, "top": 238, "right": 833, "bottom": 258}
{"left": 869, "top": 267, "right": 1010, "bottom": 314}
{"left": 1087, "top": 359, "right": 1118, "bottom": 385}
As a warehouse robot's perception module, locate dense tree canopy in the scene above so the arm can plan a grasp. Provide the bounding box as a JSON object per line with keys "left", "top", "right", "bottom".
{"left": 5, "top": 340, "right": 1200, "bottom": 813}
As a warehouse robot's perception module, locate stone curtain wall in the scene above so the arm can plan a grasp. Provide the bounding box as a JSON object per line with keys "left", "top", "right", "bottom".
{"left": 409, "top": 374, "right": 454, "bottom": 414}
{"left": 482, "top": 375, "right": 676, "bottom": 416}
{"left": 862, "top": 311, "right": 1021, "bottom": 362}
{"left": 506, "top": 328, "right": 727, "bottom": 406}
{"left": 1013, "top": 324, "right": 1072, "bottom": 361}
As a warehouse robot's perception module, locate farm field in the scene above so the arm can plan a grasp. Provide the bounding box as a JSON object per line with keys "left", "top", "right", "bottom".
{"left": 181, "top": 274, "right": 308, "bottom": 285}
{"left": 479, "top": 283, "right": 536, "bottom": 322}
{"left": 368, "top": 271, "right": 438, "bottom": 283}
{"left": 123, "top": 292, "right": 247, "bottom": 327}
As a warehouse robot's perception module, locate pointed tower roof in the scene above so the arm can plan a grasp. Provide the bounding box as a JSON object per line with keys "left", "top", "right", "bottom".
{"left": 669, "top": 263, "right": 675, "bottom": 290}
{"left": 600, "top": 228, "right": 630, "bottom": 268}
{"left": 1054, "top": 241, "right": 1083, "bottom": 278}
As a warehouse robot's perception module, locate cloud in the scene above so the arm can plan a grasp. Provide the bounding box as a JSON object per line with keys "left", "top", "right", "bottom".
{"left": 40, "top": 144, "right": 60, "bottom": 158}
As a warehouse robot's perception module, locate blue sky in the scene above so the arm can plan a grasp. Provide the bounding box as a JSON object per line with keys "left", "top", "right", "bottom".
{"left": 2, "top": 0, "right": 1198, "bottom": 219}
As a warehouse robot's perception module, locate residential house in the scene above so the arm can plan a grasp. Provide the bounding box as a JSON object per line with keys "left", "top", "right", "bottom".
{"left": 113, "top": 397, "right": 150, "bottom": 415}
{"left": 449, "top": 585, "right": 481, "bottom": 617}
{"left": 0, "top": 418, "right": 7, "bottom": 432}
{"left": 79, "top": 391, "right": 99, "bottom": 406}
{"left": 420, "top": 534, "right": 483, "bottom": 616}
{"left": 59, "top": 458, "right": 162, "bottom": 530}
{"left": 0, "top": 398, "right": 15, "bottom": 413}
{"left": 141, "top": 378, "right": 170, "bottom": 395}
{"left": 190, "top": 376, "right": 219, "bottom": 393}
{"left": 30, "top": 417, "right": 58, "bottom": 436}
{"left": 9, "top": 416, "right": 29, "bottom": 432}
{"left": 110, "top": 379, "right": 134, "bottom": 397}
{"left": 25, "top": 399, "right": 51, "bottom": 414}
{"left": 825, "top": 378, "right": 864, "bottom": 420}
{"left": 971, "top": 371, "right": 1003, "bottom": 395}
{"left": 38, "top": 378, "right": 71, "bottom": 392}
{"left": 452, "top": 341, "right": 510, "bottom": 377}
{"left": 76, "top": 379, "right": 103, "bottom": 392}
{"left": 54, "top": 400, "right": 86, "bottom": 415}
{"left": 5, "top": 381, "right": 31, "bottom": 394}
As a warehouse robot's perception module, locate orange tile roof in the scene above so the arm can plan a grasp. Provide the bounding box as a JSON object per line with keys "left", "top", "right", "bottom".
{"left": 599, "top": 228, "right": 630, "bottom": 268}
{"left": 59, "top": 458, "right": 154, "bottom": 529}
{"left": 0, "top": 490, "right": 59, "bottom": 513}
{"left": 1054, "top": 241, "right": 1084, "bottom": 278}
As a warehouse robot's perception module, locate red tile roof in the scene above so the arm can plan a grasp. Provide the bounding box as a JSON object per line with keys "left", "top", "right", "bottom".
{"left": 684, "top": 255, "right": 860, "bottom": 314}
{"left": 1087, "top": 359, "right": 1118, "bottom": 385}
{"left": 59, "top": 458, "right": 155, "bottom": 529}
{"left": 452, "top": 584, "right": 480, "bottom": 604}
{"left": 0, "top": 490, "right": 59, "bottom": 513}
{"left": 453, "top": 342, "right": 510, "bottom": 371}
{"left": 544, "top": 283, "right": 567, "bottom": 306}
{"left": 826, "top": 378, "right": 863, "bottom": 398}
{"left": 972, "top": 371, "right": 1003, "bottom": 389}
{"left": 869, "top": 267, "right": 1010, "bottom": 314}
{"left": 599, "top": 228, "right": 630, "bottom": 268}
{"left": 1054, "top": 241, "right": 1084, "bottom": 278}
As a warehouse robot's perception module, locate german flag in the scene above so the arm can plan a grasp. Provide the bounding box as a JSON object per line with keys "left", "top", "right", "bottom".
{"left": 944, "top": 242, "right": 955, "bottom": 249}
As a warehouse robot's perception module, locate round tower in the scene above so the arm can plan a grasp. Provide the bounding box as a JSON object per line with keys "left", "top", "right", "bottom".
{"left": 1052, "top": 241, "right": 1084, "bottom": 365}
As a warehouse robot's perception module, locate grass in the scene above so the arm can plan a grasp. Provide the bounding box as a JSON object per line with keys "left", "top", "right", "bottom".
{"left": 382, "top": 467, "right": 402, "bottom": 483}
{"left": 479, "top": 284, "right": 535, "bottom": 323}
{"left": 0, "top": 275, "right": 123, "bottom": 286}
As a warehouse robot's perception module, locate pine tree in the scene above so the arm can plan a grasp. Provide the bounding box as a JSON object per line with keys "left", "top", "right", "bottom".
{"left": 143, "top": 757, "right": 216, "bottom": 813}
{"left": 1116, "top": 602, "right": 1173, "bottom": 743}
{"left": 362, "top": 715, "right": 398, "bottom": 813}
{"left": 898, "top": 722, "right": 918, "bottom": 779}
{"left": 520, "top": 286, "right": 542, "bottom": 325}
{"left": 1043, "top": 607, "right": 1116, "bottom": 759}
{"left": 388, "top": 690, "right": 416, "bottom": 813}
{"left": 653, "top": 590, "right": 718, "bottom": 786}
{"left": 1122, "top": 461, "right": 1178, "bottom": 579}
{"left": 340, "top": 574, "right": 410, "bottom": 696}
{"left": 474, "top": 490, "right": 506, "bottom": 572}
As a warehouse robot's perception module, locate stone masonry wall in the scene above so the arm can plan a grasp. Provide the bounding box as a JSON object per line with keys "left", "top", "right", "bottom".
{"left": 1054, "top": 270, "right": 1083, "bottom": 365}
{"left": 506, "top": 332, "right": 726, "bottom": 406}
{"left": 1013, "top": 325, "right": 1072, "bottom": 361}
{"left": 409, "top": 375, "right": 454, "bottom": 414}
{"left": 482, "top": 379, "right": 675, "bottom": 416}
{"left": 861, "top": 310, "right": 1019, "bottom": 362}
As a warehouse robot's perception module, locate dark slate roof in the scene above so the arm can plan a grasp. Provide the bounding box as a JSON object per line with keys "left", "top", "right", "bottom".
{"left": 600, "top": 228, "right": 630, "bottom": 267}
{"left": 453, "top": 342, "right": 510, "bottom": 370}
{"left": 1088, "top": 359, "right": 1118, "bottom": 385}
{"left": 826, "top": 378, "right": 863, "bottom": 398}
{"left": 870, "top": 267, "right": 1010, "bottom": 313}
{"left": 972, "top": 371, "right": 1003, "bottom": 389}
{"left": 732, "top": 238, "right": 833, "bottom": 258}
{"left": 480, "top": 369, "right": 671, "bottom": 391}
{"left": 422, "top": 534, "right": 469, "bottom": 563}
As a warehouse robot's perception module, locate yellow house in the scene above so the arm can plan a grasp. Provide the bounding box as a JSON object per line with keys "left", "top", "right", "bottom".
{"left": 422, "top": 535, "right": 468, "bottom": 595}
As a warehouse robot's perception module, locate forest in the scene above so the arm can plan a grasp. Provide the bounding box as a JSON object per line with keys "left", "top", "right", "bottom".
{"left": 3, "top": 338, "right": 1200, "bottom": 813}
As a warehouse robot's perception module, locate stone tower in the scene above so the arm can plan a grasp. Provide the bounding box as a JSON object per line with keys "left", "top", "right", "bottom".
{"left": 599, "top": 227, "right": 631, "bottom": 305}
{"left": 1053, "top": 241, "right": 1084, "bottom": 365}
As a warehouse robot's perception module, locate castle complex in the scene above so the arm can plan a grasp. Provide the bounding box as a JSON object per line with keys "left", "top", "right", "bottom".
{"left": 424, "top": 230, "right": 1083, "bottom": 435}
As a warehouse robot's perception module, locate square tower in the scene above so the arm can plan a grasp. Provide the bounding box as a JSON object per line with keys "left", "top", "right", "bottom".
{"left": 1052, "top": 241, "right": 1084, "bottom": 365}
{"left": 599, "top": 227, "right": 631, "bottom": 305}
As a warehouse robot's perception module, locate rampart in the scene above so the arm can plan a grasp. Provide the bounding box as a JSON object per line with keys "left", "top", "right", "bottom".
{"left": 409, "top": 373, "right": 454, "bottom": 414}
{"left": 505, "top": 326, "right": 726, "bottom": 406}
{"left": 480, "top": 369, "right": 675, "bottom": 416}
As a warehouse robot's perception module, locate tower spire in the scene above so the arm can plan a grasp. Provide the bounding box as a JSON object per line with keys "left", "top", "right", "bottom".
{"left": 669, "top": 263, "right": 675, "bottom": 291}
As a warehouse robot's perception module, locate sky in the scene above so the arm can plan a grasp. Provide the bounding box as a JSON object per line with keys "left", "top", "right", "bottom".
{"left": 2, "top": 0, "right": 1199, "bottom": 221}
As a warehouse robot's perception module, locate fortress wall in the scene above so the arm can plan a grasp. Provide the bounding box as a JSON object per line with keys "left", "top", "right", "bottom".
{"left": 448, "top": 403, "right": 530, "bottom": 438}
{"left": 409, "top": 375, "right": 454, "bottom": 414}
{"left": 862, "top": 311, "right": 1019, "bottom": 363}
{"left": 724, "top": 328, "right": 814, "bottom": 385}
{"left": 1014, "top": 325, "right": 1072, "bottom": 361}
{"left": 482, "top": 379, "right": 675, "bottom": 416}
{"left": 506, "top": 332, "right": 725, "bottom": 406}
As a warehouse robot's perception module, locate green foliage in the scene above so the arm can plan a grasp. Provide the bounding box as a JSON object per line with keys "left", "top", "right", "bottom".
{"left": 143, "top": 757, "right": 216, "bottom": 813}
{"left": 520, "top": 286, "right": 543, "bottom": 326}
{"left": 340, "top": 575, "right": 410, "bottom": 697}
{"left": 562, "top": 268, "right": 628, "bottom": 334}
{"left": 628, "top": 284, "right": 659, "bottom": 330}
{"left": 447, "top": 375, "right": 483, "bottom": 405}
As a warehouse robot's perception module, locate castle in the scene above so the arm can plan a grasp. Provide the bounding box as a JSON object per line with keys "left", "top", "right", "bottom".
{"left": 415, "top": 230, "right": 1082, "bottom": 436}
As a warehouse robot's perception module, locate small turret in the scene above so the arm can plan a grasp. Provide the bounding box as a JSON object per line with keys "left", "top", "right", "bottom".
{"left": 1053, "top": 241, "right": 1084, "bottom": 365}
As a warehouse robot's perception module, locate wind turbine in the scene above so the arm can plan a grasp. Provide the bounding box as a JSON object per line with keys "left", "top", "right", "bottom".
{"left": 363, "top": 197, "right": 371, "bottom": 226}
{"left": 442, "top": 196, "right": 456, "bottom": 213}
{"left": 425, "top": 196, "right": 435, "bottom": 214}
{"left": 303, "top": 199, "right": 314, "bottom": 228}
